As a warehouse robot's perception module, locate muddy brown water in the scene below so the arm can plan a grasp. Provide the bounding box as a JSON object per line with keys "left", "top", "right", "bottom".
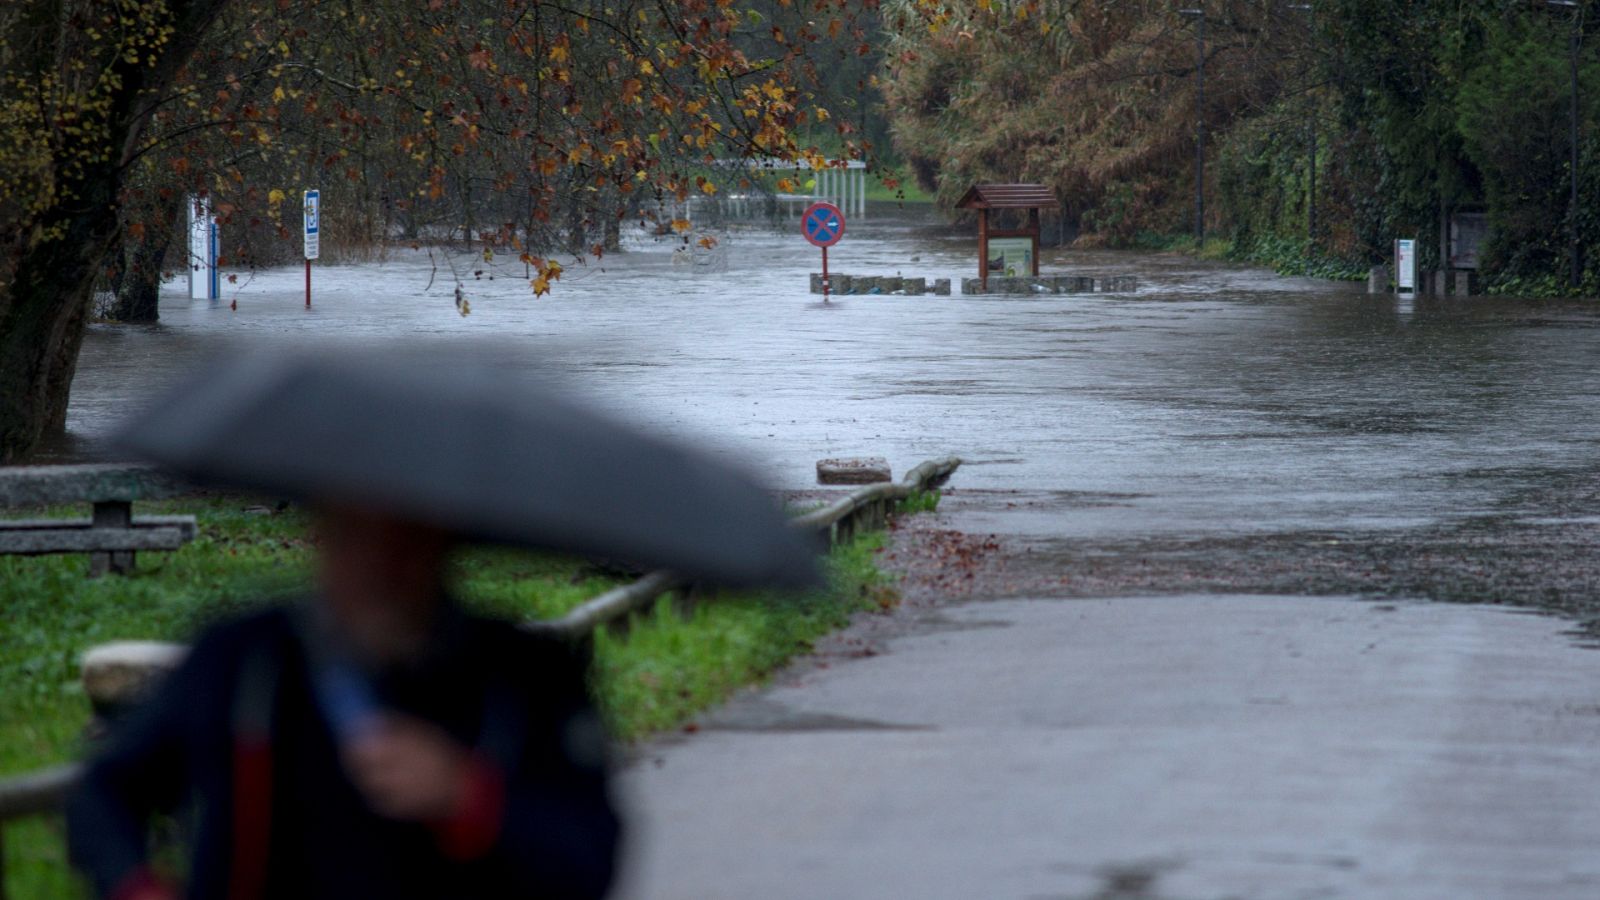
{"left": 52, "top": 204, "right": 1600, "bottom": 624}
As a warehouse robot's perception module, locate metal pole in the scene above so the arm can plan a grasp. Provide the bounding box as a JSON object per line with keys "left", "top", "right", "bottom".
{"left": 822, "top": 245, "right": 830, "bottom": 303}
{"left": 305, "top": 258, "right": 311, "bottom": 309}
{"left": 1181, "top": 9, "right": 1206, "bottom": 246}
{"left": 1289, "top": 4, "right": 1316, "bottom": 243}
{"left": 1571, "top": 15, "right": 1582, "bottom": 289}
{"left": 1197, "top": 12, "right": 1205, "bottom": 246}
{"left": 1549, "top": 0, "right": 1583, "bottom": 289}
{"left": 1309, "top": 114, "right": 1318, "bottom": 243}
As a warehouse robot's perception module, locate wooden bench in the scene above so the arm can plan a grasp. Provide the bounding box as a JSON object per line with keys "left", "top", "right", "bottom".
{"left": 0, "top": 464, "right": 196, "bottom": 576}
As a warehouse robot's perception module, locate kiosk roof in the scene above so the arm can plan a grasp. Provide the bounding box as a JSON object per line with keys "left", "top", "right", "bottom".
{"left": 956, "top": 183, "right": 1059, "bottom": 210}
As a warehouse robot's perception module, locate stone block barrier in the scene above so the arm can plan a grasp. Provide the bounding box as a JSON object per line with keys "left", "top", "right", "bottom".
{"left": 810, "top": 274, "right": 952, "bottom": 296}
{"left": 960, "top": 274, "right": 1137, "bottom": 295}
{"left": 807, "top": 274, "right": 1137, "bottom": 296}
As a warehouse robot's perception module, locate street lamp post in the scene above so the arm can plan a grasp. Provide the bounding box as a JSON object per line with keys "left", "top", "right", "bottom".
{"left": 1180, "top": 8, "right": 1206, "bottom": 246}
{"left": 1549, "top": 0, "right": 1582, "bottom": 290}
{"left": 1289, "top": 4, "right": 1316, "bottom": 245}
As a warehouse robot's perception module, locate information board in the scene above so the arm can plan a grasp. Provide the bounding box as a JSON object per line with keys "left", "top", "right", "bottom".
{"left": 1395, "top": 238, "right": 1416, "bottom": 292}
{"left": 304, "top": 190, "right": 320, "bottom": 260}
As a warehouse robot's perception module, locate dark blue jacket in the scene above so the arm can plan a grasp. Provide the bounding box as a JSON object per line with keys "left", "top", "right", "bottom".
{"left": 68, "top": 604, "right": 620, "bottom": 899}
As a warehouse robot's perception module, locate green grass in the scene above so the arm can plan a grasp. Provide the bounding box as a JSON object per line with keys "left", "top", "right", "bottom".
{"left": 1128, "top": 230, "right": 1368, "bottom": 281}
{"left": 1, "top": 493, "right": 900, "bottom": 896}
{"left": 895, "top": 489, "right": 941, "bottom": 516}
{"left": 867, "top": 177, "right": 932, "bottom": 204}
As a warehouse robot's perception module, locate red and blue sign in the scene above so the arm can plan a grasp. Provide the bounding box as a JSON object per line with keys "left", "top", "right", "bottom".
{"left": 801, "top": 201, "right": 845, "bottom": 248}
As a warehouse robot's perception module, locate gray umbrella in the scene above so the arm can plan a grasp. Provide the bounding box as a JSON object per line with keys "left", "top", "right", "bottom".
{"left": 114, "top": 348, "right": 821, "bottom": 589}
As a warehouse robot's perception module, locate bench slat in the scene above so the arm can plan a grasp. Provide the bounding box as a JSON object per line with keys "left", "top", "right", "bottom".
{"left": 0, "top": 515, "right": 198, "bottom": 540}
{"left": 0, "top": 464, "right": 192, "bottom": 508}
{"left": 0, "top": 525, "right": 193, "bottom": 554}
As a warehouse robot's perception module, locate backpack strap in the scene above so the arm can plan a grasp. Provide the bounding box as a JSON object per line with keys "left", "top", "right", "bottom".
{"left": 227, "top": 640, "right": 279, "bottom": 900}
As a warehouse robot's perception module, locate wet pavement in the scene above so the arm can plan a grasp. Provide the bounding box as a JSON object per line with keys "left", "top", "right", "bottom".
{"left": 614, "top": 595, "right": 1600, "bottom": 900}
{"left": 56, "top": 204, "right": 1600, "bottom": 897}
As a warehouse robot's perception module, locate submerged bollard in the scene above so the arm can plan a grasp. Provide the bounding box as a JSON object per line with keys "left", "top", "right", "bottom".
{"left": 817, "top": 457, "right": 893, "bottom": 485}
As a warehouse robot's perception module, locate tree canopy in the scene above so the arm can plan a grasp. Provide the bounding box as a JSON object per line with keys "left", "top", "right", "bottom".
{"left": 0, "top": 0, "right": 885, "bottom": 461}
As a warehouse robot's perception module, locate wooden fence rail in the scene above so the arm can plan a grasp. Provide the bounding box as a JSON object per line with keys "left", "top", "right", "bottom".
{"left": 0, "top": 457, "right": 960, "bottom": 896}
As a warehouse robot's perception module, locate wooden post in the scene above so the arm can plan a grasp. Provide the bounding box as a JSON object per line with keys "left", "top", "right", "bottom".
{"left": 978, "top": 208, "right": 990, "bottom": 292}
{"left": 1028, "top": 208, "right": 1041, "bottom": 275}
{"left": 89, "top": 500, "right": 133, "bottom": 577}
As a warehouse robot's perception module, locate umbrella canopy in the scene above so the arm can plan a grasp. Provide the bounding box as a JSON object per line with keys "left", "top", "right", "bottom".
{"left": 115, "top": 349, "right": 821, "bottom": 589}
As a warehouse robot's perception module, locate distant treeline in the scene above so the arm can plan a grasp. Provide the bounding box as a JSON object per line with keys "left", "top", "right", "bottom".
{"left": 881, "top": 1, "right": 1600, "bottom": 294}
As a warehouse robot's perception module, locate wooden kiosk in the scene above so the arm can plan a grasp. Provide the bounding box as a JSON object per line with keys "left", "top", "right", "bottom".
{"left": 956, "top": 183, "right": 1058, "bottom": 291}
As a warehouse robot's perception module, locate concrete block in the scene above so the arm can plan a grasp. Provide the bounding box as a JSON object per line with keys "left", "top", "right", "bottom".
{"left": 1451, "top": 270, "right": 1478, "bottom": 297}
{"left": 810, "top": 273, "right": 824, "bottom": 294}
{"left": 81, "top": 641, "right": 187, "bottom": 716}
{"left": 833, "top": 275, "right": 853, "bottom": 295}
{"left": 1368, "top": 265, "right": 1391, "bottom": 294}
{"left": 934, "top": 278, "right": 952, "bottom": 296}
{"left": 1098, "top": 275, "right": 1137, "bottom": 293}
{"left": 960, "top": 278, "right": 982, "bottom": 295}
{"left": 904, "top": 277, "right": 927, "bottom": 296}
{"left": 880, "top": 276, "right": 903, "bottom": 294}
{"left": 817, "top": 457, "right": 893, "bottom": 485}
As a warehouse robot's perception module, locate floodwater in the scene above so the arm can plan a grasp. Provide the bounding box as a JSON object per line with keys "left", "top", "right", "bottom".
{"left": 60, "top": 205, "right": 1600, "bottom": 546}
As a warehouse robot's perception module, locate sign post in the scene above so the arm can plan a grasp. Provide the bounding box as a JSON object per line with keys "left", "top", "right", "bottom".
{"left": 303, "top": 190, "right": 320, "bottom": 309}
{"left": 801, "top": 201, "right": 845, "bottom": 302}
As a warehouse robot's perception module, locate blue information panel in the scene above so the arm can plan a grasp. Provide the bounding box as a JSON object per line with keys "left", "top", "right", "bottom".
{"left": 801, "top": 201, "right": 845, "bottom": 248}
{"left": 303, "top": 189, "right": 320, "bottom": 260}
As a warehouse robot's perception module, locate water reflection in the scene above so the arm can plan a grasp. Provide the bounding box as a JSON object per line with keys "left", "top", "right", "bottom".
{"left": 59, "top": 206, "right": 1600, "bottom": 544}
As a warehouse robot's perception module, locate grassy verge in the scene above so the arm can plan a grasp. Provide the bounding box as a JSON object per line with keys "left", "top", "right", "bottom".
{"left": 2, "top": 493, "right": 900, "bottom": 895}
{"left": 1129, "top": 230, "right": 1369, "bottom": 281}
{"left": 867, "top": 177, "right": 932, "bottom": 204}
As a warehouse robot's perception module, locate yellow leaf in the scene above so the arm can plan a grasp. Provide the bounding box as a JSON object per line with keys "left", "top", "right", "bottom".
{"left": 267, "top": 189, "right": 285, "bottom": 204}
{"left": 671, "top": 218, "right": 691, "bottom": 233}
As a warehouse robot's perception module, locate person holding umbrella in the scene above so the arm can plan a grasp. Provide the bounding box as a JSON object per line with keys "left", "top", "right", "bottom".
{"left": 67, "top": 348, "right": 821, "bottom": 900}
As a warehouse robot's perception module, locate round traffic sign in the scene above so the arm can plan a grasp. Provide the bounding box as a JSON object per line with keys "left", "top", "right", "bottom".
{"left": 801, "top": 201, "right": 845, "bottom": 248}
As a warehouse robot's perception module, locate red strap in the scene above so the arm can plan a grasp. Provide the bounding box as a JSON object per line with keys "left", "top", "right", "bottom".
{"left": 227, "top": 738, "right": 273, "bottom": 900}
{"left": 109, "top": 867, "right": 178, "bottom": 900}
{"left": 430, "top": 757, "right": 505, "bottom": 861}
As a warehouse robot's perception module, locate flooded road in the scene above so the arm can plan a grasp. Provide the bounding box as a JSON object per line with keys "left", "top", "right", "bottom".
{"left": 69, "top": 207, "right": 1600, "bottom": 527}
{"left": 65, "top": 204, "right": 1600, "bottom": 618}
{"left": 62, "top": 206, "right": 1600, "bottom": 898}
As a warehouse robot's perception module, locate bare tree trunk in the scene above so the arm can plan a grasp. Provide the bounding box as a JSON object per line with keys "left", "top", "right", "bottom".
{"left": 566, "top": 188, "right": 586, "bottom": 256}
{"left": 106, "top": 193, "right": 179, "bottom": 323}
{"left": 0, "top": 212, "right": 111, "bottom": 459}
{"left": 0, "top": 0, "right": 232, "bottom": 462}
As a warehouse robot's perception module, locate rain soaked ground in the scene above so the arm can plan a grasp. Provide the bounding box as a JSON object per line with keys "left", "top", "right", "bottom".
{"left": 60, "top": 203, "right": 1600, "bottom": 629}
{"left": 59, "top": 204, "right": 1600, "bottom": 897}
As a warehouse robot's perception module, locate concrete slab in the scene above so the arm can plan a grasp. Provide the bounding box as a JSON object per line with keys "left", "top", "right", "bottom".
{"left": 613, "top": 595, "right": 1600, "bottom": 900}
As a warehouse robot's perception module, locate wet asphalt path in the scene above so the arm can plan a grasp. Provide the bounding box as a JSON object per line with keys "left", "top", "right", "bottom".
{"left": 612, "top": 596, "right": 1600, "bottom": 900}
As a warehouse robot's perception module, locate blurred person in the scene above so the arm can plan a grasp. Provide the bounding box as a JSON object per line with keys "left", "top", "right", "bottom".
{"left": 68, "top": 504, "right": 620, "bottom": 900}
